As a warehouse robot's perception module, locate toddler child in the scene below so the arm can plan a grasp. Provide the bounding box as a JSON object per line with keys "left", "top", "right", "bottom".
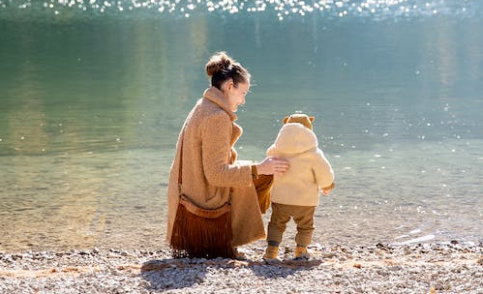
{"left": 263, "top": 113, "right": 335, "bottom": 260}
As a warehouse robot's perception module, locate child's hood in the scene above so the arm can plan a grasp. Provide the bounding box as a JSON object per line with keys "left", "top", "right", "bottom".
{"left": 267, "top": 123, "right": 318, "bottom": 155}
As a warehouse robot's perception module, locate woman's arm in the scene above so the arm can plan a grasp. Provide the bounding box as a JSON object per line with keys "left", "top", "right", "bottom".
{"left": 201, "top": 113, "right": 252, "bottom": 187}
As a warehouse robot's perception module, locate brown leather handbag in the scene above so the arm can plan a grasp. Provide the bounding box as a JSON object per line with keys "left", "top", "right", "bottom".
{"left": 253, "top": 174, "right": 274, "bottom": 214}
{"left": 169, "top": 129, "right": 234, "bottom": 259}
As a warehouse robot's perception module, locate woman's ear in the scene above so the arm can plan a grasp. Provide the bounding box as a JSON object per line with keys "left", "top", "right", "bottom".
{"left": 222, "top": 79, "right": 234, "bottom": 92}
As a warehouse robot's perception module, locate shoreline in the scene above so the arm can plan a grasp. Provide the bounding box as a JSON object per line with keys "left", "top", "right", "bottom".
{"left": 1, "top": 243, "right": 482, "bottom": 293}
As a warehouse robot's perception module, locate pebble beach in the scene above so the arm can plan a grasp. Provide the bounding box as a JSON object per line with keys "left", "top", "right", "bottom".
{"left": 1, "top": 241, "right": 482, "bottom": 294}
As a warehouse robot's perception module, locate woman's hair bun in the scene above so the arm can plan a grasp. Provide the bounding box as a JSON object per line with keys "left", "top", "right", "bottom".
{"left": 205, "top": 51, "right": 233, "bottom": 77}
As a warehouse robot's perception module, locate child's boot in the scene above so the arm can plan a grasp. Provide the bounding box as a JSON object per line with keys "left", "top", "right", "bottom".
{"left": 294, "top": 245, "right": 310, "bottom": 260}
{"left": 263, "top": 245, "right": 279, "bottom": 261}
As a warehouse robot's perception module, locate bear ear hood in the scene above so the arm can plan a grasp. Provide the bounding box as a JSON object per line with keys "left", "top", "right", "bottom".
{"left": 268, "top": 123, "right": 318, "bottom": 155}
{"left": 283, "top": 113, "right": 314, "bottom": 130}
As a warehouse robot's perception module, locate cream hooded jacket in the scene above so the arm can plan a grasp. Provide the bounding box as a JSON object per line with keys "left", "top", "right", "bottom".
{"left": 267, "top": 123, "right": 334, "bottom": 207}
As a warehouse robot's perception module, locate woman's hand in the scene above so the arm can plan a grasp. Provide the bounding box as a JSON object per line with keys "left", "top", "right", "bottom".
{"left": 256, "top": 156, "right": 290, "bottom": 175}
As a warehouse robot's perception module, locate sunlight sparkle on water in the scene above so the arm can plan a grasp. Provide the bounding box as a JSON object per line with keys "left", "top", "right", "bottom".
{"left": 0, "top": 0, "right": 476, "bottom": 20}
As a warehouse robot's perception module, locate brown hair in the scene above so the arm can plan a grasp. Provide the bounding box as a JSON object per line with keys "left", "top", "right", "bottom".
{"left": 205, "top": 52, "right": 251, "bottom": 89}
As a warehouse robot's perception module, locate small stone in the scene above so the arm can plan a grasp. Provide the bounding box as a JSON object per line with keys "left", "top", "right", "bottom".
{"left": 12, "top": 254, "right": 22, "bottom": 260}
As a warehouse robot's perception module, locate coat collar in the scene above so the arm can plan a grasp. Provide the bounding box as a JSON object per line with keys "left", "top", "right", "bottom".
{"left": 203, "top": 87, "right": 237, "bottom": 121}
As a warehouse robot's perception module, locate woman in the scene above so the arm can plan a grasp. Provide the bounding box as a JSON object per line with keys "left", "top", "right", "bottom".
{"left": 166, "top": 51, "right": 289, "bottom": 259}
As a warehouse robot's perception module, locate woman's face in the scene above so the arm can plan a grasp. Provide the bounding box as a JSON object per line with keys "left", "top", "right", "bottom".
{"left": 224, "top": 80, "right": 250, "bottom": 112}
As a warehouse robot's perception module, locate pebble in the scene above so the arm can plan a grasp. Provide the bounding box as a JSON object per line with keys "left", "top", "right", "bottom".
{"left": 0, "top": 243, "right": 482, "bottom": 293}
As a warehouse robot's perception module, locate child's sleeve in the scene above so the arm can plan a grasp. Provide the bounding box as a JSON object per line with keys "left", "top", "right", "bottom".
{"left": 312, "top": 149, "right": 335, "bottom": 190}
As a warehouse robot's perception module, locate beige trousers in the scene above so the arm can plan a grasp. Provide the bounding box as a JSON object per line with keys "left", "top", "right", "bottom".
{"left": 266, "top": 203, "right": 316, "bottom": 247}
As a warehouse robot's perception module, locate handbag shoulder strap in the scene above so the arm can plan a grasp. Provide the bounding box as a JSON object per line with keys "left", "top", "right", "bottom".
{"left": 178, "top": 127, "right": 186, "bottom": 187}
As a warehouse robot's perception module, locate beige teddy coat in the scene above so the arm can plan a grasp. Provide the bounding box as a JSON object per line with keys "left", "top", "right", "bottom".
{"left": 267, "top": 123, "right": 335, "bottom": 206}
{"left": 166, "top": 87, "right": 265, "bottom": 247}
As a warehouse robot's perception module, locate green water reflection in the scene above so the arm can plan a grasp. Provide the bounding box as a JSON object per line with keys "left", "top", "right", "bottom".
{"left": 0, "top": 7, "right": 482, "bottom": 251}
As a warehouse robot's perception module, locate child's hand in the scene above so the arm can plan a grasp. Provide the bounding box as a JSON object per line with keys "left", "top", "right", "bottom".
{"left": 322, "top": 183, "right": 335, "bottom": 196}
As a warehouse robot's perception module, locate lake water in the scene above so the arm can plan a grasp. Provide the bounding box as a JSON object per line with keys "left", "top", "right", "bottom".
{"left": 1, "top": 0, "right": 482, "bottom": 252}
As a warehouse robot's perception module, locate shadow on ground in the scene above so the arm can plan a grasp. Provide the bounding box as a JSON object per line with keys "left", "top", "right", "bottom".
{"left": 141, "top": 257, "right": 322, "bottom": 291}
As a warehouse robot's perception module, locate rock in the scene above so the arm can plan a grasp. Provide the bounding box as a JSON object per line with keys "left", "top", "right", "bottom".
{"left": 376, "top": 242, "right": 386, "bottom": 249}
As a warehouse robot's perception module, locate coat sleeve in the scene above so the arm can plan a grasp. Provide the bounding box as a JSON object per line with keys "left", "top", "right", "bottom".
{"left": 200, "top": 113, "right": 252, "bottom": 187}
{"left": 312, "top": 149, "right": 335, "bottom": 190}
